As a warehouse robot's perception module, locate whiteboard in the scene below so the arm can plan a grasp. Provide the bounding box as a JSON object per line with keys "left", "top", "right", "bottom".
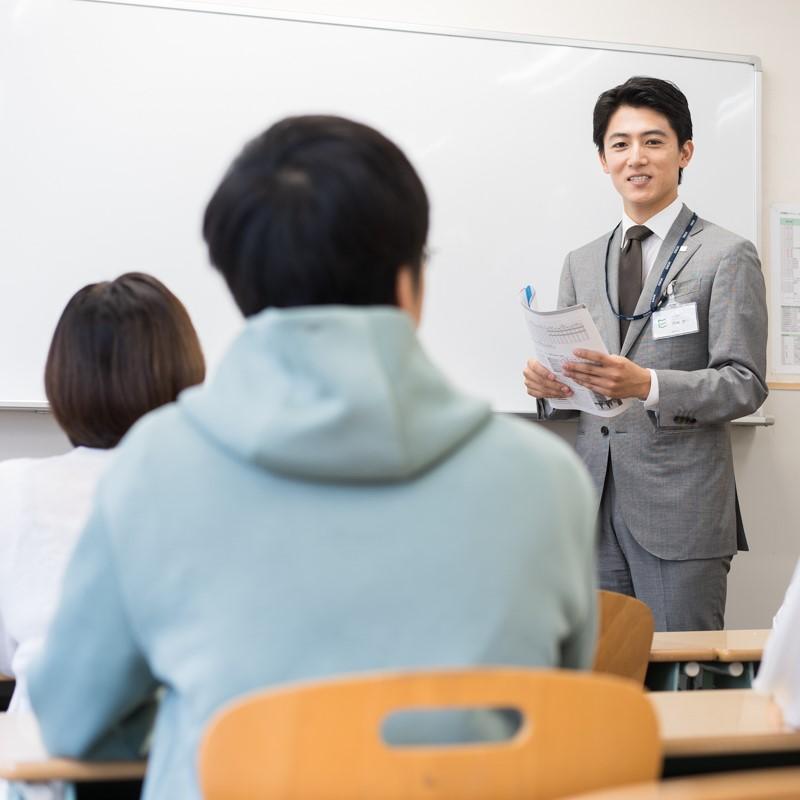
{"left": 0, "top": 1, "right": 760, "bottom": 410}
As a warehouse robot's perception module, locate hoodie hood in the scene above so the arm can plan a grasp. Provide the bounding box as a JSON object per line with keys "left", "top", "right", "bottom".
{"left": 180, "top": 306, "right": 490, "bottom": 482}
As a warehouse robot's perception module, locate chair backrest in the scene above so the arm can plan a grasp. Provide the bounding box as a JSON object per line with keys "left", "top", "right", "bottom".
{"left": 593, "top": 590, "right": 655, "bottom": 685}
{"left": 560, "top": 766, "right": 800, "bottom": 799}
{"left": 199, "top": 668, "right": 661, "bottom": 800}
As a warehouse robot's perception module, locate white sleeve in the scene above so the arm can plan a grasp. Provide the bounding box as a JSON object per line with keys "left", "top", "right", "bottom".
{"left": 643, "top": 369, "right": 659, "bottom": 409}
{"left": 0, "top": 461, "right": 26, "bottom": 676}
{"left": 753, "top": 557, "right": 800, "bottom": 727}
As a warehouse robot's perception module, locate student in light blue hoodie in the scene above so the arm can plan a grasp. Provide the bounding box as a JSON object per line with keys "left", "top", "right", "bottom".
{"left": 29, "top": 115, "right": 597, "bottom": 800}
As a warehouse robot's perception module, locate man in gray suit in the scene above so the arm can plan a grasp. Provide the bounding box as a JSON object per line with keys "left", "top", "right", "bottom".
{"left": 524, "top": 77, "right": 768, "bottom": 631}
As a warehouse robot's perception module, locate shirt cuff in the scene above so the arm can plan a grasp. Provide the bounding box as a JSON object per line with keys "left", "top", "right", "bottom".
{"left": 643, "top": 369, "right": 659, "bottom": 409}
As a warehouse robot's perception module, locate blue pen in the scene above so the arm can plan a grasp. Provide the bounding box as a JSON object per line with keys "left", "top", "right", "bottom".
{"left": 524, "top": 284, "right": 535, "bottom": 309}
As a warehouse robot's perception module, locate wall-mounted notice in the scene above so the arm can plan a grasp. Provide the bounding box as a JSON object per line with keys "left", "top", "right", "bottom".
{"left": 770, "top": 205, "right": 800, "bottom": 375}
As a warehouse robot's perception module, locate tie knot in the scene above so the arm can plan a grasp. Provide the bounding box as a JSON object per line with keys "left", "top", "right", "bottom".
{"left": 626, "top": 225, "right": 653, "bottom": 244}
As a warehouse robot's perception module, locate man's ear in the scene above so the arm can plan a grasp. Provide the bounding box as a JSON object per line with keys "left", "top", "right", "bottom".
{"left": 395, "top": 265, "right": 424, "bottom": 327}
{"left": 598, "top": 150, "right": 610, "bottom": 174}
{"left": 679, "top": 139, "right": 695, "bottom": 169}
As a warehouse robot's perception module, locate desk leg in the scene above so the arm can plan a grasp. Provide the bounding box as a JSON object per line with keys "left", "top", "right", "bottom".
{"left": 663, "top": 749, "right": 800, "bottom": 778}
{"left": 645, "top": 662, "right": 680, "bottom": 691}
{"left": 75, "top": 780, "right": 142, "bottom": 799}
{"left": 645, "top": 661, "right": 759, "bottom": 691}
{"left": 699, "top": 661, "right": 756, "bottom": 689}
{"left": 0, "top": 680, "right": 15, "bottom": 711}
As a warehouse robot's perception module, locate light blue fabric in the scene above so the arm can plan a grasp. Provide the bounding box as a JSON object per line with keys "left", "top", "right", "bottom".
{"left": 29, "top": 306, "right": 597, "bottom": 800}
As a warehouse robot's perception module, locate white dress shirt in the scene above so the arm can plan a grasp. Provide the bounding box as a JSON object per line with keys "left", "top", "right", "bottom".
{"left": 0, "top": 447, "right": 112, "bottom": 714}
{"left": 620, "top": 196, "right": 684, "bottom": 409}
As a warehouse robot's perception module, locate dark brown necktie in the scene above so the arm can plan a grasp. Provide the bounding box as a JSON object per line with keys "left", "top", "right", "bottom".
{"left": 619, "top": 225, "right": 653, "bottom": 343}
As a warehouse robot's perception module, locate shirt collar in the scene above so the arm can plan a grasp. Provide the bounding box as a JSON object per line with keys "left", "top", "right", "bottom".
{"left": 621, "top": 196, "right": 684, "bottom": 244}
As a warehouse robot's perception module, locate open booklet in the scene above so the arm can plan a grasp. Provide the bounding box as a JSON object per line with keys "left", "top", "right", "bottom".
{"left": 520, "top": 287, "right": 632, "bottom": 418}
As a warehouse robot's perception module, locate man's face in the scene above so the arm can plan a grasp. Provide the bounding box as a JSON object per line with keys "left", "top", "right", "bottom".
{"left": 599, "top": 104, "right": 694, "bottom": 223}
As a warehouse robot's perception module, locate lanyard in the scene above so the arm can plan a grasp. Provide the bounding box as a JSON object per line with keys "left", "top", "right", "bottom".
{"left": 604, "top": 212, "right": 698, "bottom": 322}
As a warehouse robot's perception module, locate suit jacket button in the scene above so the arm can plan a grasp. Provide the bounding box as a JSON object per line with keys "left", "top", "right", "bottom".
{"left": 601, "top": 425, "right": 609, "bottom": 436}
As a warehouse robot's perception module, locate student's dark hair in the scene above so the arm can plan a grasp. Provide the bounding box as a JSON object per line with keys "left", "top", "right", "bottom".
{"left": 45, "top": 272, "right": 205, "bottom": 449}
{"left": 202, "top": 115, "right": 429, "bottom": 316}
{"left": 593, "top": 76, "right": 693, "bottom": 183}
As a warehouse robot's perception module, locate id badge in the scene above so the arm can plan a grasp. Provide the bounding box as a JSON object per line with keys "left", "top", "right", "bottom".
{"left": 652, "top": 300, "right": 699, "bottom": 340}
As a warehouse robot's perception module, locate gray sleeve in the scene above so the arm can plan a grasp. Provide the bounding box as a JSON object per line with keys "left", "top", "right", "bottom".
{"left": 653, "top": 239, "right": 768, "bottom": 427}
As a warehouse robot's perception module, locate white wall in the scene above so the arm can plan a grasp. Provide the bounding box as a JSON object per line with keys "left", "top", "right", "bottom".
{"left": 0, "top": 412, "right": 69, "bottom": 460}
{"left": 2, "top": 0, "right": 798, "bottom": 626}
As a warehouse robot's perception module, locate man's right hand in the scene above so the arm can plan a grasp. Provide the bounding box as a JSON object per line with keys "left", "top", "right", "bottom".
{"left": 523, "top": 359, "right": 574, "bottom": 399}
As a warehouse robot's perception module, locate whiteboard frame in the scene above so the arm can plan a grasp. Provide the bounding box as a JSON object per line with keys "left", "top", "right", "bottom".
{"left": 74, "top": 0, "right": 762, "bottom": 252}
{"left": 77, "top": 0, "right": 763, "bottom": 70}
{"left": 6, "top": 3, "right": 758, "bottom": 412}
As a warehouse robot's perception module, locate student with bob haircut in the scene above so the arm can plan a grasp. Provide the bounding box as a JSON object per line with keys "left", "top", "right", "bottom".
{"left": 29, "top": 115, "right": 597, "bottom": 800}
{"left": 0, "top": 272, "right": 205, "bottom": 715}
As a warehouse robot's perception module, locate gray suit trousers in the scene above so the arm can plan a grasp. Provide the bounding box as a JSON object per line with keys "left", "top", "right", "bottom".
{"left": 598, "top": 460, "right": 731, "bottom": 632}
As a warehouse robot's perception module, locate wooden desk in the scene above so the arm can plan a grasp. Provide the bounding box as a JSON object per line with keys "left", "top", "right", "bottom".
{"left": 0, "top": 713, "right": 145, "bottom": 782}
{"left": 650, "top": 629, "right": 769, "bottom": 664}
{"left": 647, "top": 629, "right": 770, "bottom": 690}
{"left": 1, "top": 690, "right": 795, "bottom": 785}
{"left": 561, "top": 766, "right": 800, "bottom": 799}
{"left": 651, "top": 689, "right": 800, "bottom": 776}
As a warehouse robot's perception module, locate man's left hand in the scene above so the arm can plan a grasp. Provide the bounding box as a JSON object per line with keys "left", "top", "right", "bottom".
{"left": 563, "top": 349, "right": 651, "bottom": 400}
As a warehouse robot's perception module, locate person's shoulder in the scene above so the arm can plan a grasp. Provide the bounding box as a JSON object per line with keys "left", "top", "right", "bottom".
{"left": 0, "top": 458, "right": 37, "bottom": 541}
{"left": 696, "top": 217, "right": 757, "bottom": 257}
{"left": 468, "top": 415, "right": 596, "bottom": 542}
{"left": 96, "top": 402, "right": 195, "bottom": 502}
{"left": 0, "top": 456, "right": 36, "bottom": 483}
{"left": 0, "top": 455, "right": 54, "bottom": 509}
{"left": 565, "top": 227, "right": 615, "bottom": 265}
{"left": 119, "top": 400, "right": 188, "bottom": 450}
{"left": 478, "top": 414, "right": 592, "bottom": 489}
{"left": 0, "top": 455, "right": 75, "bottom": 556}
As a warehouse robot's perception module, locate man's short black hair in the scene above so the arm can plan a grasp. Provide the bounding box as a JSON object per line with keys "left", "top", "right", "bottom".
{"left": 203, "top": 115, "right": 429, "bottom": 316}
{"left": 593, "top": 76, "right": 693, "bottom": 183}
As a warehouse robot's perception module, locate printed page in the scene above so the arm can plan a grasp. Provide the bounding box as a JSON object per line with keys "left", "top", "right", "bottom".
{"left": 773, "top": 207, "right": 800, "bottom": 372}
{"left": 521, "top": 296, "right": 633, "bottom": 418}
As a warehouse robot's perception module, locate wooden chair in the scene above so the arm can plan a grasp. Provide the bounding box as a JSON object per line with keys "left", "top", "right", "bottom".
{"left": 199, "top": 668, "right": 661, "bottom": 800}
{"left": 560, "top": 766, "right": 800, "bottom": 799}
{"left": 593, "top": 590, "right": 655, "bottom": 685}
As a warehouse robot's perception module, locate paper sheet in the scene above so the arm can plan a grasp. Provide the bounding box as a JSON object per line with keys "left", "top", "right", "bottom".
{"left": 521, "top": 292, "right": 632, "bottom": 418}
{"left": 771, "top": 206, "right": 800, "bottom": 373}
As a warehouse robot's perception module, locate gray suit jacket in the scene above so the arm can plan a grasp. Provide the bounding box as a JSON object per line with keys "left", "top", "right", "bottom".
{"left": 543, "top": 204, "right": 768, "bottom": 560}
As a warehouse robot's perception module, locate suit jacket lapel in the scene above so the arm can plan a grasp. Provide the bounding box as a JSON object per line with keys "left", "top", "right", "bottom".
{"left": 620, "top": 204, "right": 704, "bottom": 357}
{"left": 602, "top": 225, "right": 623, "bottom": 355}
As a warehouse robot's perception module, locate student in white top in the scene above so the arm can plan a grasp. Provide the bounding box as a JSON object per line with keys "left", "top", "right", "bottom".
{"left": 754, "top": 557, "right": 800, "bottom": 727}
{"left": 0, "top": 273, "right": 205, "bottom": 715}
